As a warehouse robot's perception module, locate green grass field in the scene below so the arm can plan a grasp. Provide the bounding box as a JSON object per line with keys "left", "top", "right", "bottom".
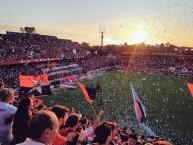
{"left": 42, "top": 71, "right": 193, "bottom": 145}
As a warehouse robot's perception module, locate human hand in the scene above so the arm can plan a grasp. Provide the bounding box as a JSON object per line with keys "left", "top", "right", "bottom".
{"left": 67, "top": 132, "right": 77, "bottom": 141}
{"left": 78, "top": 129, "right": 87, "bottom": 141}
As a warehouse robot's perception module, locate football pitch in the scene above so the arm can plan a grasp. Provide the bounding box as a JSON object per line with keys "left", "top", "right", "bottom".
{"left": 42, "top": 71, "right": 193, "bottom": 145}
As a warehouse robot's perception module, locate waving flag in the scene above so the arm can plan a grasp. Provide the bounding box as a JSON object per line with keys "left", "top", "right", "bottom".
{"left": 130, "top": 83, "right": 156, "bottom": 137}
{"left": 19, "top": 74, "right": 51, "bottom": 98}
{"left": 28, "top": 85, "right": 52, "bottom": 97}
{"left": 19, "top": 74, "right": 49, "bottom": 87}
{"left": 77, "top": 81, "right": 97, "bottom": 103}
{"left": 186, "top": 82, "right": 193, "bottom": 98}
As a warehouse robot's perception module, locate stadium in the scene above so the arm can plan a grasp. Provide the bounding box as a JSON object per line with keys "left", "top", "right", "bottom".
{"left": 1, "top": 1, "right": 193, "bottom": 145}
{"left": 0, "top": 30, "right": 193, "bottom": 145}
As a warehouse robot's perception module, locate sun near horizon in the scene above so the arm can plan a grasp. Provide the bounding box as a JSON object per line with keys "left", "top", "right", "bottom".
{"left": 131, "top": 31, "right": 148, "bottom": 44}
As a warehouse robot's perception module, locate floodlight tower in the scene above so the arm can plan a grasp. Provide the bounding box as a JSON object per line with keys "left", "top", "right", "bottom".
{"left": 99, "top": 25, "right": 105, "bottom": 55}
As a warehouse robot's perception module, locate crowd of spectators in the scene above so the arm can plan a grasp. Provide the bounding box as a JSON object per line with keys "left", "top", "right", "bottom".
{"left": 0, "top": 87, "right": 173, "bottom": 145}
{"left": 81, "top": 56, "right": 113, "bottom": 72}
{"left": 0, "top": 31, "right": 87, "bottom": 62}
{"left": 116, "top": 54, "right": 193, "bottom": 78}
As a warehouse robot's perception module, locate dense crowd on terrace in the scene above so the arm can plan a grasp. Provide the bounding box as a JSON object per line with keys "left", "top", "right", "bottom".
{"left": 0, "top": 31, "right": 193, "bottom": 145}
{"left": 0, "top": 31, "right": 87, "bottom": 61}
{"left": 117, "top": 54, "right": 193, "bottom": 78}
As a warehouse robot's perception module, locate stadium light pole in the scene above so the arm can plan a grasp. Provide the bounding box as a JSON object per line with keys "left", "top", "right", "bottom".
{"left": 99, "top": 26, "right": 105, "bottom": 56}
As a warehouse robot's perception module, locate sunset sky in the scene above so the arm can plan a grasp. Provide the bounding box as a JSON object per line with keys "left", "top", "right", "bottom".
{"left": 0, "top": 0, "right": 193, "bottom": 47}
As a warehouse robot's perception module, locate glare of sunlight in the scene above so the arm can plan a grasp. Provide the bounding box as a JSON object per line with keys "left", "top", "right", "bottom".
{"left": 131, "top": 31, "right": 148, "bottom": 44}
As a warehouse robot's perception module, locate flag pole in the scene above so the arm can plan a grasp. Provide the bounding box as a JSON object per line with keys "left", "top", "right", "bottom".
{"left": 89, "top": 103, "right": 97, "bottom": 118}
{"left": 138, "top": 123, "right": 142, "bottom": 136}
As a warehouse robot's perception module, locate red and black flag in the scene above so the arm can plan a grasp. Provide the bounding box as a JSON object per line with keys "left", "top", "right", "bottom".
{"left": 135, "top": 99, "right": 146, "bottom": 125}
{"left": 19, "top": 74, "right": 51, "bottom": 98}
{"left": 77, "top": 81, "right": 99, "bottom": 103}
{"left": 186, "top": 82, "right": 193, "bottom": 98}
{"left": 130, "top": 83, "right": 156, "bottom": 137}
